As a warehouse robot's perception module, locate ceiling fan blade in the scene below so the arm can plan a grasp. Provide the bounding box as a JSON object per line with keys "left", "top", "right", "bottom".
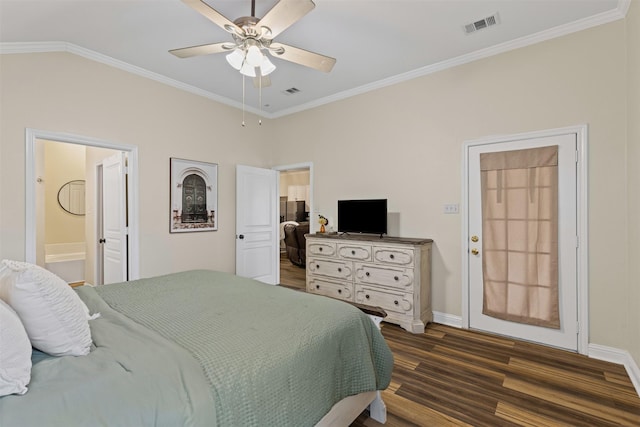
{"left": 269, "top": 43, "right": 335, "bottom": 73}
{"left": 169, "top": 42, "right": 232, "bottom": 58}
{"left": 258, "top": 0, "right": 315, "bottom": 39}
{"left": 253, "top": 75, "right": 272, "bottom": 88}
{"left": 182, "top": 0, "right": 242, "bottom": 35}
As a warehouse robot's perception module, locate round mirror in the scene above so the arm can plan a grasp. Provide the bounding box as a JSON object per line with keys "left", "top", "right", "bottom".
{"left": 57, "top": 180, "right": 86, "bottom": 216}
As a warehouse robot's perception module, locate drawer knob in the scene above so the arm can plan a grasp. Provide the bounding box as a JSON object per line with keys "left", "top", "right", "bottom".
{"left": 394, "top": 300, "right": 399, "bottom": 305}
{"left": 351, "top": 250, "right": 356, "bottom": 255}
{"left": 316, "top": 285, "right": 320, "bottom": 289}
{"left": 319, "top": 247, "right": 323, "bottom": 251}
{"left": 365, "top": 272, "right": 370, "bottom": 277}
{"left": 338, "top": 267, "right": 342, "bottom": 273}
{"left": 365, "top": 294, "right": 370, "bottom": 299}
{"left": 394, "top": 276, "right": 399, "bottom": 281}
{"left": 390, "top": 254, "right": 395, "bottom": 259}
{"left": 316, "top": 264, "right": 320, "bottom": 269}
{"left": 338, "top": 289, "right": 342, "bottom": 294}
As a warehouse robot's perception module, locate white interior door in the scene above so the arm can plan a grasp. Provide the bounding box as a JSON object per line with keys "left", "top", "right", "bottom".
{"left": 102, "top": 153, "right": 128, "bottom": 284}
{"left": 236, "top": 165, "right": 279, "bottom": 284}
{"left": 467, "top": 133, "right": 578, "bottom": 351}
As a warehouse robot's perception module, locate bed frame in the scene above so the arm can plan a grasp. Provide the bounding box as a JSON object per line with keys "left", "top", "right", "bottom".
{"left": 316, "top": 391, "right": 386, "bottom": 426}
{"left": 316, "top": 307, "right": 388, "bottom": 425}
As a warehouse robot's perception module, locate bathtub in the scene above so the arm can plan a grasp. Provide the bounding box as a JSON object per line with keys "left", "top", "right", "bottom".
{"left": 45, "top": 242, "right": 86, "bottom": 284}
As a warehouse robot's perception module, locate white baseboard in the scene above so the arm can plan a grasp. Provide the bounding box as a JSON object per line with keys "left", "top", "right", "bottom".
{"left": 432, "top": 311, "right": 462, "bottom": 328}
{"left": 589, "top": 343, "right": 640, "bottom": 396}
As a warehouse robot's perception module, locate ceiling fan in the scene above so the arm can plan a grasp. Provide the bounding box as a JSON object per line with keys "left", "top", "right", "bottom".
{"left": 170, "top": 0, "right": 336, "bottom": 83}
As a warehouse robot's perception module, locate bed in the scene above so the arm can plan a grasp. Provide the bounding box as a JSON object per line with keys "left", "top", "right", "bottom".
{"left": 0, "top": 269, "right": 393, "bottom": 426}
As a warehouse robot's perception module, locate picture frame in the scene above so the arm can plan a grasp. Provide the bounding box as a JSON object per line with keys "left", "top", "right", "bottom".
{"left": 170, "top": 157, "right": 218, "bottom": 233}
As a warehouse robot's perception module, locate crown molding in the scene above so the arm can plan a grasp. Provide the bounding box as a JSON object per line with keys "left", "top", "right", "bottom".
{"left": 0, "top": 41, "right": 269, "bottom": 118}
{"left": 1, "top": 0, "right": 629, "bottom": 119}
{"left": 271, "top": 0, "right": 630, "bottom": 118}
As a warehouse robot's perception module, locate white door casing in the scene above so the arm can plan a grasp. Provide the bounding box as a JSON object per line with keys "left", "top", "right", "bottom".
{"left": 273, "top": 162, "right": 314, "bottom": 233}
{"left": 463, "top": 126, "right": 588, "bottom": 354}
{"left": 102, "top": 153, "right": 128, "bottom": 284}
{"left": 25, "top": 129, "right": 140, "bottom": 282}
{"left": 236, "top": 165, "right": 279, "bottom": 284}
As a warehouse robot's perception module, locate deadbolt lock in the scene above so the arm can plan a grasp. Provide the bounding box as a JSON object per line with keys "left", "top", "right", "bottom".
{"left": 471, "top": 235, "right": 479, "bottom": 242}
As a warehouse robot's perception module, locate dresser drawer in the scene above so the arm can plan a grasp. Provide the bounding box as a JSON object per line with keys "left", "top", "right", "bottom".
{"left": 308, "top": 241, "right": 336, "bottom": 257}
{"left": 355, "top": 286, "right": 413, "bottom": 315}
{"left": 355, "top": 263, "right": 414, "bottom": 290}
{"left": 307, "top": 278, "right": 353, "bottom": 301}
{"left": 373, "top": 246, "right": 414, "bottom": 267}
{"left": 337, "top": 243, "right": 372, "bottom": 261}
{"left": 308, "top": 258, "right": 353, "bottom": 280}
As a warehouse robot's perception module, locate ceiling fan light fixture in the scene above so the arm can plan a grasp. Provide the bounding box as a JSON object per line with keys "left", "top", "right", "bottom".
{"left": 226, "top": 49, "right": 245, "bottom": 70}
{"left": 240, "top": 61, "right": 257, "bottom": 77}
{"left": 259, "top": 55, "right": 276, "bottom": 76}
{"left": 245, "top": 44, "right": 263, "bottom": 67}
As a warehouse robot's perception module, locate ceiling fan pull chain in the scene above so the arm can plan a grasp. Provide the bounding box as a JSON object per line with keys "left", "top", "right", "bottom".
{"left": 242, "top": 75, "right": 246, "bottom": 127}
{"left": 258, "top": 74, "right": 262, "bottom": 126}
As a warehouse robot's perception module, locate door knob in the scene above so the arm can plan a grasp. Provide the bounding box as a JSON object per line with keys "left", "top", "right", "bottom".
{"left": 471, "top": 248, "right": 479, "bottom": 255}
{"left": 471, "top": 235, "right": 479, "bottom": 242}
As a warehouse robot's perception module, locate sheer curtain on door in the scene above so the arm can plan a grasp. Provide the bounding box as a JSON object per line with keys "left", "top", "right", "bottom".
{"left": 480, "top": 145, "right": 560, "bottom": 329}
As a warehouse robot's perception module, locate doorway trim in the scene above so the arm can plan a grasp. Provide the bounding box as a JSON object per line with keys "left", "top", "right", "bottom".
{"left": 461, "top": 124, "right": 588, "bottom": 354}
{"left": 272, "top": 162, "right": 313, "bottom": 287}
{"left": 25, "top": 128, "right": 140, "bottom": 281}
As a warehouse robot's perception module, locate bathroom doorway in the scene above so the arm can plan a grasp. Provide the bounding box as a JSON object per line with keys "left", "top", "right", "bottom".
{"left": 26, "top": 129, "right": 139, "bottom": 285}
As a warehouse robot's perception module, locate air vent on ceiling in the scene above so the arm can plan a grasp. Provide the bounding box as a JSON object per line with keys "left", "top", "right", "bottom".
{"left": 464, "top": 12, "right": 500, "bottom": 35}
{"left": 283, "top": 87, "right": 301, "bottom": 95}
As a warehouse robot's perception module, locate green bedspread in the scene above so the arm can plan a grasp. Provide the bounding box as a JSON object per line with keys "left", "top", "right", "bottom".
{"left": 94, "top": 270, "right": 393, "bottom": 426}
{"left": 0, "top": 270, "right": 393, "bottom": 427}
{"left": 0, "top": 279, "right": 217, "bottom": 426}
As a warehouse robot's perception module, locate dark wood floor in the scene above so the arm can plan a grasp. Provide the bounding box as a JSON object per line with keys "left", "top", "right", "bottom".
{"left": 352, "top": 323, "right": 640, "bottom": 427}
{"left": 279, "top": 252, "right": 306, "bottom": 290}
{"left": 279, "top": 253, "right": 640, "bottom": 425}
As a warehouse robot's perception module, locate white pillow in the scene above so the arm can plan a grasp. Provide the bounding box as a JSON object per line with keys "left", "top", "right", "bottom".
{"left": 0, "top": 260, "right": 92, "bottom": 357}
{"left": 0, "top": 299, "right": 32, "bottom": 396}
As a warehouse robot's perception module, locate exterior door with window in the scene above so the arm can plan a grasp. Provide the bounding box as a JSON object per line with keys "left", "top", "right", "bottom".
{"left": 467, "top": 133, "right": 578, "bottom": 351}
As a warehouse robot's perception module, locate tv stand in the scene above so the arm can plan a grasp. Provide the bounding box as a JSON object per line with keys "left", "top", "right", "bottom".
{"left": 339, "top": 232, "right": 385, "bottom": 239}
{"left": 305, "top": 233, "right": 433, "bottom": 334}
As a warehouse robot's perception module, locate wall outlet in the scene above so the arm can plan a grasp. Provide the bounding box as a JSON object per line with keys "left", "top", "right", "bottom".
{"left": 443, "top": 204, "right": 459, "bottom": 214}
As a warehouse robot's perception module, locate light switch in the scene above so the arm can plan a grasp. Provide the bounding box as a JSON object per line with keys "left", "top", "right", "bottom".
{"left": 443, "top": 204, "right": 459, "bottom": 214}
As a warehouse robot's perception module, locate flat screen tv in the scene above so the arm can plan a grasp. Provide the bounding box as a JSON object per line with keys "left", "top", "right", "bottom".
{"left": 338, "top": 199, "right": 387, "bottom": 235}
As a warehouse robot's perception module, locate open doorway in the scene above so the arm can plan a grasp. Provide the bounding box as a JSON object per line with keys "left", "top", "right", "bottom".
{"left": 274, "top": 163, "right": 312, "bottom": 291}
{"left": 26, "top": 129, "right": 139, "bottom": 285}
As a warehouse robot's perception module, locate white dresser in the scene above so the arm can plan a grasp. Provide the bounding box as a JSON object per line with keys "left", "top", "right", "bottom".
{"left": 306, "top": 233, "right": 433, "bottom": 334}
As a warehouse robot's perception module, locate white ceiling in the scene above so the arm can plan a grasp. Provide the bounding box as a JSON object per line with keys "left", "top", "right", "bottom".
{"left": 0, "top": 0, "right": 627, "bottom": 118}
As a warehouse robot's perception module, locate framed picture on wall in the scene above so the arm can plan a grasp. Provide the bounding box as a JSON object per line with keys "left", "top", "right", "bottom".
{"left": 169, "top": 157, "right": 218, "bottom": 233}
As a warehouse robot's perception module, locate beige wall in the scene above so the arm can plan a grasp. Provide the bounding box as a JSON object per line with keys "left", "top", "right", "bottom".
{"left": 270, "top": 21, "right": 630, "bottom": 351}
{"left": 279, "top": 170, "right": 310, "bottom": 195}
{"left": 0, "top": 52, "right": 271, "bottom": 277}
{"left": 626, "top": 1, "right": 640, "bottom": 366}
{"left": 43, "top": 140, "right": 86, "bottom": 245}
{"left": 0, "top": 14, "right": 638, "bottom": 362}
